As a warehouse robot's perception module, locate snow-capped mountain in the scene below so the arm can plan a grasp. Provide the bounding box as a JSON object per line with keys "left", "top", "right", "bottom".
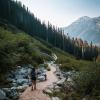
{"left": 63, "top": 16, "right": 100, "bottom": 46}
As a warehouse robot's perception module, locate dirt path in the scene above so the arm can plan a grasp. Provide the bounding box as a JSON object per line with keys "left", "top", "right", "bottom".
{"left": 19, "top": 64, "right": 58, "bottom": 100}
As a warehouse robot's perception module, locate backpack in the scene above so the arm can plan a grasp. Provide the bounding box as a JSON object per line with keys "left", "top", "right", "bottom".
{"left": 31, "top": 69, "right": 36, "bottom": 78}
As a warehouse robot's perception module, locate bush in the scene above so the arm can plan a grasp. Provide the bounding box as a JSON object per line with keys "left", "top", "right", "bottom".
{"left": 60, "top": 63, "right": 75, "bottom": 71}
{"left": 73, "top": 63, "right": 100, "bottom": 99}
{"left": 44, "top": 64, "right": 48, "bottom": 69}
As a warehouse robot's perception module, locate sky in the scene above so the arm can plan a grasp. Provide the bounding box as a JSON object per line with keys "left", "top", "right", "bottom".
{"left": 17, "top": 0, "right": 100, "bottom": 27}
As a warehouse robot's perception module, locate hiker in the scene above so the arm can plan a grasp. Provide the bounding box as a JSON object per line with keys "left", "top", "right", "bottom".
{"left": 44, "top": 73, "right": 47, "bottom": 80}
{"left": 30, "top": 67, "right": 37, "bottom": 90}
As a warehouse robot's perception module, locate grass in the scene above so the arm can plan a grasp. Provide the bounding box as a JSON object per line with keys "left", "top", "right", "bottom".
{"left": 53, "top": 47, "right": 100, "bottom": 71}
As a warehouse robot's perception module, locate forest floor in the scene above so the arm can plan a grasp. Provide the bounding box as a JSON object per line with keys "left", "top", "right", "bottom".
{"left": 19, "top": 64, "right": 58, "bottom": 100}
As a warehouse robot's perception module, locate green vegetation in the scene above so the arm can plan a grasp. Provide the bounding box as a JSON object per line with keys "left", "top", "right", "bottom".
{"left": 73, "top": 64, "right": 100, "bottom": 99}
{"left": 0, "top": 26, "right": 53, "bottom": 74}
{"left": 55, "top": 48, "right": 99, "bottom": 71}
{"left": 53, "top": 47, "right": 100, "bottom": 100}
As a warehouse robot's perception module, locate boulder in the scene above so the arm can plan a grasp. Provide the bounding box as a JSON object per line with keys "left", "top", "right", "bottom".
{"left": 58, "top": 74, "right": 64, "bottom": 80}
{"left": 54, "top": 85, "right": 61, "bottom": 90}
{"left": 3, "top": 88, "right": 19, "bottom": 100}
{"left": 17, "top": 85, "right": 28, "bottom": 92}
{"left": 43, "top": 88, "right": 52, "bottom": 94}
{"left": 37, "top": 75, "right": 45, "bottom": 81}
{"left": 67, "top": 77, "right": 73, "bottom": 82}
{"left": 56, "top": 78, "right": 66, "bottom": 86}
{"left": 0, "top": 89, "right": 7, "bottom": 99}
{"left": 47, "top": 85, "right": 54, "bottom": 89}
{"left": 12, "top": 82, "right": 17, "bottom": 87}
{"left": 11, "top": 87, "right": 17, "bottom": 90}
{"left": 51, "top": 97, "right": 60, "bottom": 100}
{"left": 55, "top": 72, "right": 61, "bottom": 76}
{"left": 9, "top": 89, "right": 19, "bottom": 100}
{"left": 16, "top": 79, "right": 28, "bottom": 86}
{"left": 3, "top": 88, "right": 11, "bottom": 93}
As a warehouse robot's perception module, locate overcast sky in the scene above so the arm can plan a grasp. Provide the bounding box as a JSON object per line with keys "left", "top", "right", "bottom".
{"left": 16, "top": 0, "right": 100, "bottom": 27}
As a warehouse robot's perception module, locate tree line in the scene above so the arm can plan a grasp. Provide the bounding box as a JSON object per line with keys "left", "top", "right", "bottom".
{"left": 0, "top": 0, "right": 98, "bottom": 61}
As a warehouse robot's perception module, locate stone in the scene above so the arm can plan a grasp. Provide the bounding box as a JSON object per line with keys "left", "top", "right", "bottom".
{"left": 54, "top": 85, "right": 61, "bottom": 90}
{"left": 16, "top": 79, "right": 29, "bottom": 85}
{"left": 11, "top": 87, "right": 17, "bottom": 90}
{"left": 47, "top": 85, "right": 54, "bottom": 89}
{"left": 17, "top": 85, "right": 28, "bottom": 92}
{"left": 0, "top": 89, "right": 7, "bottom": 99}
{"left": 51, "top": 97, "right": 60, "bottom": 100}
{"left": 3, "top": 88, "right": 19, "bottom": 100}
{"left": 12, "top": 82, "right": 17, "bottom": 87}
{"left": 56, "top": 78, "right": 66, "bottom": 86}
{"left": 43, "top": 88, "right": 52, "bottom": 94}
{"left": 52, "top": 53, "right": 57, "bottom": 61}
{"left": 37, "top": 75, "right": 45, "bottom": 81}
{"left": 9, "top": 89, "right": 19, "bottom": 99}
{"left": 56, "top": 72, "right": 61, "bottom": 76}
{"left": 17, "top": 65, "right": 21, "bottom": 68}
{"left": 67, "top": 77, "right": 73, "bottom": 82}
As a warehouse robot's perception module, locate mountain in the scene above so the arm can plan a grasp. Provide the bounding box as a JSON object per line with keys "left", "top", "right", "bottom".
{"left": 63, "top": 16, "right": 100, "bottom": 46}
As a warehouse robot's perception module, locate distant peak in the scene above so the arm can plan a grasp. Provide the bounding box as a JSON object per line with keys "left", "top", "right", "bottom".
{"left": 78, "top": 16, "right": 91, "bottom": 20}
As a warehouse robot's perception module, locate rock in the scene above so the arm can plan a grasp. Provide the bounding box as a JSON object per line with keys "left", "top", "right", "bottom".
{"left": 52, "top": 53, "right": 57, "bottom": 61}
{"left": 61, "top": 72, "right": 68, "bottom": 78}
{"left": 58, "top": 74, "right": 64, "bottom": 80}
{"left": 17, "top": 66, "right": 21, "bottom": 68}
{"left": 8, "top": 73, "right": 15, "bottom": 79}
{"left": 9, "top": 89, "right": 19, "bottom": 100}
{"left": 3, "top": 88, "right": 19, "bottom": 100}
{"left": 67, "top": 77, "right": 73, "bottom": 82}
{"left": 43, "top": 88, "right": 52, "bottom": 94}
{"left": 12, "top": 82, "right": 17, "bottom": 87}
{"left": 0, "top": 89, "right": 7, "bottom": 99}
{"left": 51, "top": 97, "right": 60, "bottom": 100}
{"left": 82, "top": 98, "right": 87, "bottom": 100}
{"left": 16, "top": 79, "right": 29, "bottom": 85}
{"left": 11, "top": 87, "right": 17, "bottom": 90}
{"left": 54, "top": 86, "right": 61, "bottom": 92}
{"left": 3, "top": 88, "right": 11, "bottom": 93}
{"left": 56, "top": 78, "right": 66, "bottom": 86}
{"left": 37, "top": 75, "right": 45, "bottom": 81}
{"left": 54, "top": 85, "right": 61, "bottom": 90}
{"left": 56, "top": 72, "right": 61, "bottom": 76}
{"left": 17, "top": 85, "right": 28, "bottom": 92}
{"left": 46, "top": 85, "right": 54, "bottom": 91}
{"left": 47, "top": 85, "right": 54, "bottom": 89}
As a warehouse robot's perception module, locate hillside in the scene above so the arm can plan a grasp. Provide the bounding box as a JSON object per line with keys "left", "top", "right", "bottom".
{"left": 63, "top": 16, "right": 100, "bottom": 46}
{"left": 0, "top": 20, "right": 99, "bottom": 80}
{"left": 0, "top": 18, "right": 100, "bottom": 100}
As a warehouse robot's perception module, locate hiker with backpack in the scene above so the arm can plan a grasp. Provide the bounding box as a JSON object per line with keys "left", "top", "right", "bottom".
{"left": 30, "top": 67, "right": 37, "bottom": 91}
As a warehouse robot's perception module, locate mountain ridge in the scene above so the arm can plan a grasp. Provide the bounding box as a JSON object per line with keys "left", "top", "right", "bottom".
{"left": 63, "top": 16, "right": 100, "bottom": 46}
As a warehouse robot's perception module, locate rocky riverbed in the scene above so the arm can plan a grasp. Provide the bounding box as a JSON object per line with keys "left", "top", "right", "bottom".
{"left": 0, "top": 64, "right": 48, "bottom": 100}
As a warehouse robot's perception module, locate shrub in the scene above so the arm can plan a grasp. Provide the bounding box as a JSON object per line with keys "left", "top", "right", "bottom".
{"left": 44, "top": 64, "right": 48, "bottom": 69}
{"left": 73, "top": 63, "right": 100, "bottom": 98}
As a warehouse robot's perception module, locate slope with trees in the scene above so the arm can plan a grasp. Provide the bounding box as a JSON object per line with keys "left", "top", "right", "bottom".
{"left": 0, "top": 0, "right": 99, "bottom": 61}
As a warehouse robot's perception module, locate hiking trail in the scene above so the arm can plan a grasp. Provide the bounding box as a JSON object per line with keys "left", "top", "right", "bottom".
{"left": 19, "top": 64, "right": 58, "bottom": 100}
